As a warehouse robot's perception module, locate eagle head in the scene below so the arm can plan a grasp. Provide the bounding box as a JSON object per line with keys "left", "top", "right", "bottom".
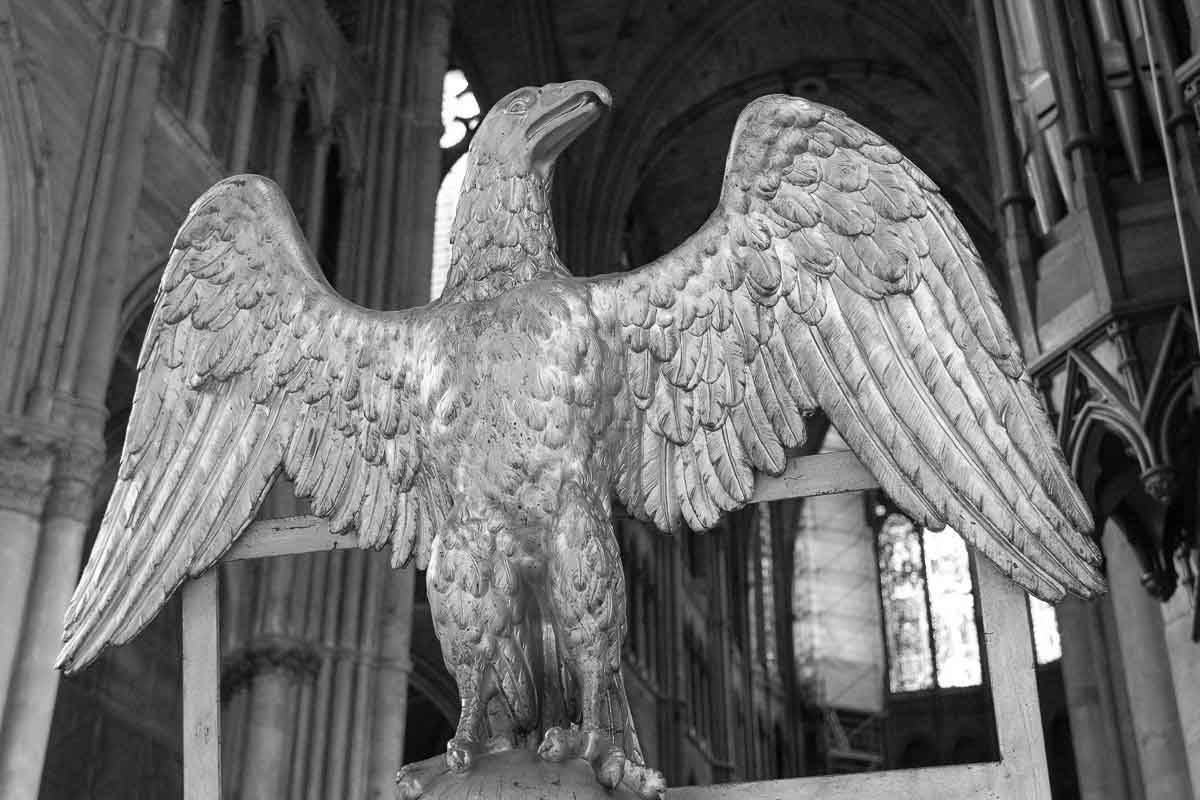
{"left": 471, "top": 80, "right": 611, "bottom": 179}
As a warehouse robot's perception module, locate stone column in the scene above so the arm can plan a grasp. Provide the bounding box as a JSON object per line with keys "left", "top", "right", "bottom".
{"left": 0, "top": 435, "right": 102, "bottom": 795}
{"left": 186, "top": 0, "right": 224, "bottom": 129}
{"left": 0, "top": 1, "right": 173, "bottom": 796}
{"left": 394, "top": 0, "right": 451, "bottom": 308}
{"left": 271, "top": 81, "right": 301, "bottom": 187}
{"left": 230, "top": 483, "right": 310, "bottom": 798}
{"left": 1157, "top": 587, "right": 1200, "bottom": 798}
{"left": 305, "top": 127, "right": 333, "bottom": 245}
{"left": 1103, "top": 521, "right": 1194, "bottom": 799}
{"left": 354, "top": 0, "right": 450, "bottom": 309}
{"left": 366, "top": 566, "right": 416, "bottom": 797}
{"left": 1055, "top": 596, "right": 1137, "bottom": 800}
{"left": 230, "top": 37, "right": 266, "bottom": 173}
{"left": 973, "top": 0, "right": 1039, "bottom": 354}
{"left": 0, "top": 433, "right": 53, "bottom": 724}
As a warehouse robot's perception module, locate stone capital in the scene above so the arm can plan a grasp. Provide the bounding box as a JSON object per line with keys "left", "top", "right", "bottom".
{"left": 0, "top": 411, "right": 106, "bottom": 522}
{"left": 221, "top": 637, "right": 322, "bottom": 697}
{"left": 0, "top": 421, "right": 55, "bottom": 517}
{"left": 44, "top": 436, "right": 106, "bottom": 523}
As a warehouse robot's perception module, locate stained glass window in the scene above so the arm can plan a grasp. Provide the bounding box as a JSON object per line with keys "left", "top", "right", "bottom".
{"left": 440, "top": 69, "right": 480, "bottom": 149}
{"left": 430, "top": 70, "right": 478, "bottom": 300}
{"left": 1028, "top": 596, "right": 1062, "bottom": 665}
{"left": 878, "top": 515, "right": 935, "bottom": 691}
{"left": 877, "top": 514, "right": 982, "bottom": 692}
{"left": 430, "top": 155, "right": 467, "bottom": 300}
{"left": 923, "top": 527, "right": 982, "bottom": 687}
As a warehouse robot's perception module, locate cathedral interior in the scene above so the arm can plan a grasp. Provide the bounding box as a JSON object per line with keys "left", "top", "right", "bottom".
{"left": 2, "top": 0, "right": 1200, "bottom": 797}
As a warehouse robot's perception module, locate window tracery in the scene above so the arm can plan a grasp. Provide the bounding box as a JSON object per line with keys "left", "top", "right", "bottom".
{"left": 876, "top": 512, "right": 983, "bottom": 692}
{"left": 431, "top": 69, "right": 477, "bottom": 299}
{"left": 1028, "top": 595, "right": 1062, "bottom": 665}
{"left": 439, "top": 68, "right": 480, "bottom": 150}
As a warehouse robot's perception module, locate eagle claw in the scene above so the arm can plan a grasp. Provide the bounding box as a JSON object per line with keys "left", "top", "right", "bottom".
{"left": 444, "top": 737, "right": 478, "bottom": 773}
{"left": 622, "top": 762, "right": 667, "bottom": 799}
{"left": 538, "top": 725, "right": 633, "bottom": 791}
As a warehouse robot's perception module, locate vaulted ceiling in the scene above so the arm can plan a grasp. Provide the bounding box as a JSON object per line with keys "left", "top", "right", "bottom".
{"left": 453, "top": 0, "right": 993, "bottom": 277}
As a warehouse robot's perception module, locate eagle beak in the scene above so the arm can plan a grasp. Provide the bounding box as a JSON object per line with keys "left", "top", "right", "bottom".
{"left": 528, "top": 81, "right": 611, "bottom": 173}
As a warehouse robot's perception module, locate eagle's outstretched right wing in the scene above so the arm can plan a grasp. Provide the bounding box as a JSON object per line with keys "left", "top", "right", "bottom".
{"left": 58, "top": 175, "right": 452, "bottom": 673}
{"left": 587, "top": 95, "right": 1103, "bottom": 603}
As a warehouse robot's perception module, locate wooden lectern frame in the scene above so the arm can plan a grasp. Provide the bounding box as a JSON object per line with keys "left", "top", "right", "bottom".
{"left": 180, "top": 450, "right": 1051, "bottom": 799}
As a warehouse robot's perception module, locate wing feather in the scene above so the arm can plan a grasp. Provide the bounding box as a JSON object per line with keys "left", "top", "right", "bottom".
{"left": 586, "top": 95, "right": 1102, "bottom": 601}
{"left": 58, "top": 175, "right": 451, "bottom": 672}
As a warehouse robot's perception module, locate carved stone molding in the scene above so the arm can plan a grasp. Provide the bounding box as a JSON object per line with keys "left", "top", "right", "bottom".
{"left": 220, "top": 637, "right": 322, "bottom": 698}
{"left": 44, "top": 436, "right": 106, "bottom": 523}
{"left": 0, "top": 412, "right": 106, "bottom": 522}
{"left": 0, "top": 424, "right": 54, "bottom": 516}
{"left": 1046, "top": 306, "right": 1199, "bottom": 604}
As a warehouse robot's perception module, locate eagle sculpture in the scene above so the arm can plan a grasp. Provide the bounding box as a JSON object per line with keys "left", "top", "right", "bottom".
{"left": 58, "top": 80, "right": 1103, "bottom": 796}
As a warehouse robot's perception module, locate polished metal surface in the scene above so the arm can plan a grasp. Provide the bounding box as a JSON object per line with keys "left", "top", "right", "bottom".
{"left": 58, "top": 80, "right": 1102, "bottom": 797}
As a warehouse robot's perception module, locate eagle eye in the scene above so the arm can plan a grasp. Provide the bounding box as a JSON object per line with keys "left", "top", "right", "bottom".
{"left": 505, "top": 96, "right": 532, "bottom": 115}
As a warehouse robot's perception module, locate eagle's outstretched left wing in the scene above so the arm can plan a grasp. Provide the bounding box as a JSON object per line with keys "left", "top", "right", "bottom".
{"left": 587, "top": 95, "right": 1103, "bottom": 602}
{"left": 58, "top": 176, "right": 453, "bottom": 672}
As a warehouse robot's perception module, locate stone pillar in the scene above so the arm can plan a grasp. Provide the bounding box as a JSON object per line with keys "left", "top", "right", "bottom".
{"left": 186, "top": 0, "right": 224, "bottom": 129}
{"left": 1158, "top": 587, "right": 1200, "bottom": 798}
{"left": 973, "top": 0, "right": 1039, "bottom": 354}
{"left": 230, "top": 37, "right": 266, "bottom": 173}
{"left": 1104, "top": 521, "right": 1193, "bottom": 799}
{"left": 305, "top": 127, "right": 333, "bottom": 245}
{"left": 0, "top": 1, "right": 172, "bottom": 796}
{"left": 0, "top": 437, "right": 101, "bottom": 795}
{"left": 235, "top": 554, "right": 309, "bottom": 798}
{"left": 1055, "top": 596, "right": 1137, "bottom": 800}
{"left": 0, "top": 433, "right": 53, "bottom": 724}
{"left": 271, "top": 81, "right": 301, "bottom": 187}
{"left": 367, "top": 567, "right": 416, "bottom": 797}
{"left": 353, "top": 0, "right": 450, "bottom": 309}
{"left": 395, "top": 0, "right": 451, "bottom": 308}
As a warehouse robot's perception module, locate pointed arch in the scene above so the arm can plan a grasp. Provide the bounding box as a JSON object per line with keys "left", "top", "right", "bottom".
{"left": 0, "top": 6, "right": 53, "bottom": 414}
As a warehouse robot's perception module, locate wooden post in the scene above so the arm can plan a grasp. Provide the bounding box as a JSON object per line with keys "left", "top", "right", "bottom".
{"left": 975, "top": 552, "right": 1052, "bottom": 799}
{"left": 182, "top": 568, "right": 222, "bottom": 800}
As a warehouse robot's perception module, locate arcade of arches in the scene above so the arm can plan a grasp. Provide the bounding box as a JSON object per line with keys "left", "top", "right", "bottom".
{"left": 2, "top": 1, "right": 1200, "bottom": 798}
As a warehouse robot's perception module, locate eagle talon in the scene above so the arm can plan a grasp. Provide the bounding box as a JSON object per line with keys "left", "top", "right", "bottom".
{"left": 395, "top": 767, "right": 425, "bottom": 800}
{"left": 592, "top": 744, "right": 626, "bottom": 790}
{"left": 622, "top": 762, "right": 667, "bottom": 799}
{"left": 537, "top": 725, "right": 628, "bottom": 790}
{"left": 537, "top": 725, "right": 572, "bottom": 763}
{"left": 485, "top": 734, "right": 514, "bottom": 754}
{"left": 445, "top": 737, "right": 478, "bottom": 773}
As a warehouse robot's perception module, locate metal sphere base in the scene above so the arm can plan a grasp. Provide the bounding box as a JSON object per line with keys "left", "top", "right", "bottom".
{"left": 396, "top": 747, "right": 645, "bottom": 799}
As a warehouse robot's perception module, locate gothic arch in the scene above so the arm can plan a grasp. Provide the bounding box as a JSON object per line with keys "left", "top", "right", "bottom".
{"left": 568, "top": 0, "right": 984, "bottom": 272}
{"left": 0, "top": 3, "right": 52, "bottom": 414}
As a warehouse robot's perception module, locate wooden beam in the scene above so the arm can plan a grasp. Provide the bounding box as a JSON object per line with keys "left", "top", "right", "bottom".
{"left": 668, "top": 762, "right": 1006, "bottom": 799}
{"left": 228, "top": 451, "right": 883, "bottom": 561}
{"left": 226, "top": 515, "right": 349, "bottom": 561}
{"left": 750, "top": 450, "right": 879, "bottom": 502}
{"left": 182, "top": 569, "right": 222, "bottom": 800}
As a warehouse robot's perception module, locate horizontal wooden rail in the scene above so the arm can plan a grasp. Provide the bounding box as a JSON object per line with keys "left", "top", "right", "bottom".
{"left": 225, "top": 450, "right": 882, "bottom": 561}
